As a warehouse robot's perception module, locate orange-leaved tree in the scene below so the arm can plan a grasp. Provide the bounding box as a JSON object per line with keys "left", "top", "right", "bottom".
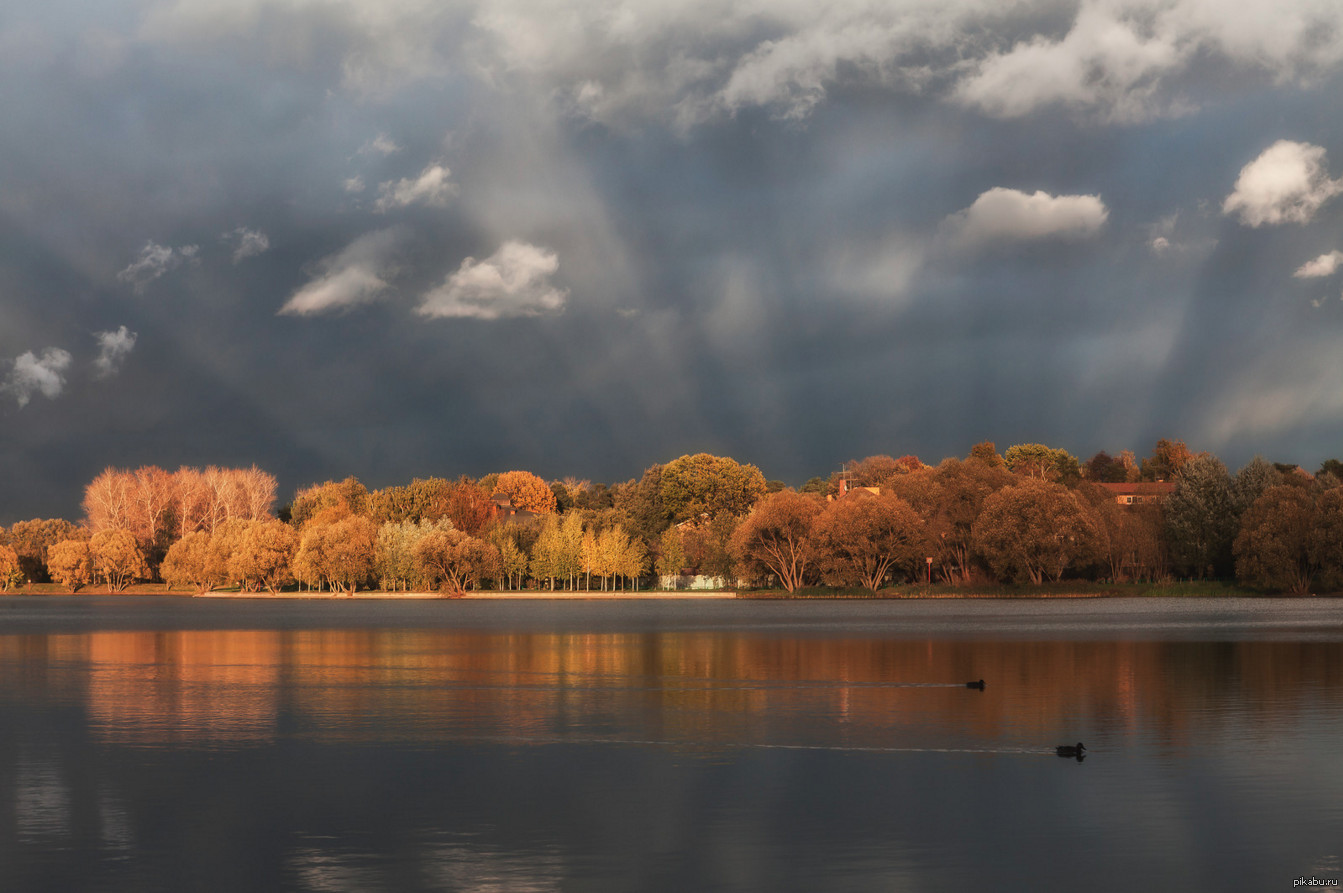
{"left": 811, "top": 491, "right": 928, "bottom": 591}
{"left": 729, "top": 490, "right": 821, "bottom": 592}
{"left": 47, "top": 539, "right": 94, "bottom": 592}
{"left": 492, "top": 470, "right": 557, "bottom": 514}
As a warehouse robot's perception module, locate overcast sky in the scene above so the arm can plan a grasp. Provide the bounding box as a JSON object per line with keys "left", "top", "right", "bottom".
{"left": 5, "top": 0, "right": 1343, "bottom": 521}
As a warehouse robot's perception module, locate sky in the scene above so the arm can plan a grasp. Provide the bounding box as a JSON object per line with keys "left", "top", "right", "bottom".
{"left": 4, "top": 0, "right": 1343, "bottom": 521}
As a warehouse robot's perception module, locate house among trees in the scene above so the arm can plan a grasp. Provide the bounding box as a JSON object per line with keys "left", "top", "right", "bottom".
{"left": 1096, "top": 482, "right": 1176, "bottom": 505}
{"left": 491, "top": 494, "right": 538, "bottom": 522}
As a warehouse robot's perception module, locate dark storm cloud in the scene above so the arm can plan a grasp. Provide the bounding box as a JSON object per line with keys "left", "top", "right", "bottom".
{"left": 5, "top": 0, "right": 1343, "bottom": 521}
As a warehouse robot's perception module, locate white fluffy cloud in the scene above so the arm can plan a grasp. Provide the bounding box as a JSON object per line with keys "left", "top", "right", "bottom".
{"left": 948, "top": 188, "right": 1108, "bottom": 246}
{"left": 225, "top": 227, "right": 270, "bottom": 263}
{"left": 1223, "top": 140, "right": 1343, "bottom": 227}
{"left": 279, "top": 229, "right": 401, "bottom": 316}
{"left": 373, "top": 164, "right": 456, "bottom": 213}
{"left": 4, "top": 348, "right": 72, "bottom": 407}
{"left": 418, "top": 241, "right": 567, "bottom": 319}
{"left": 1294, "top": 250, "right": 1343, "bottom": 278}
{"left": 116, "top": 241, "right": 199, "bottom": 291}
{"left": 93, "top": 326, "right": 138, "bottom": 378}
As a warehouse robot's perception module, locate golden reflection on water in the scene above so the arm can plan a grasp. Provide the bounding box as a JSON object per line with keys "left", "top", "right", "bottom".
{"left": 2, "top": 629, "right": 1341, "bottom": 749}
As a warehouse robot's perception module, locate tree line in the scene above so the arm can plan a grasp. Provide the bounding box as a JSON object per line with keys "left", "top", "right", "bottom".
{"left": 3, "top": 442, "right": 1343, "bottom": 595}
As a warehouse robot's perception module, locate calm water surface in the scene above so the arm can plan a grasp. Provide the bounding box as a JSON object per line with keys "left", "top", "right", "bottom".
{"left": 2, "top": 597, "right": 1341, "bottom": 892}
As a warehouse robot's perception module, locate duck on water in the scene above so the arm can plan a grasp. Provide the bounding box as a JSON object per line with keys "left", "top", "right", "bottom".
{"left": 1055, "top": 742, "right": 1086, "bottom": 758}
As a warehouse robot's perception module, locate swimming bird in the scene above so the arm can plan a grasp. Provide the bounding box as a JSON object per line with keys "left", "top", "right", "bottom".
{"left": 1055, "top": 742, "right": 1086, "bottom": 757}
{"left": 966, "top": 679, "right": 985, "bottom": 690}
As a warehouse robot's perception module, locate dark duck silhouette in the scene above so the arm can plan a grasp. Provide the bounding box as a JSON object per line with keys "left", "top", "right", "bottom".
{"left": 1055, "top": 742, "right": 1086, "bottom": 758}
{"left": 966, "top": 679, "right": 985, "bottom": 690}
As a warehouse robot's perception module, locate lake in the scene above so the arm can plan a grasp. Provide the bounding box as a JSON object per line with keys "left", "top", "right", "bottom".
{"left": 2, "top": 596, "right": 1341, "bottom": 892}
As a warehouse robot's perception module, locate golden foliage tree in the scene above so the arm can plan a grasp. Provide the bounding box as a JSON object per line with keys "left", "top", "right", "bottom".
{"left": 161, "top": 531, "right": 228, "bottom": 594}
{"left": 0, "top": 544, "right": 21, "bottom": 591}
{"left": 4, "top": 518, "right": 83, "bottom": 582}
{"left": 90, "top": 528, "right": 150, "bottom": 592}
{"left": 47, "top": 539, "right": 94, "bottom": 592}
{"left": 230, "top": 519, "right": 298, "bottom": 593}
{"left": 293, "top": 515, "right": 376, "bottom": 592}
{"left": 289, "top": 477, "right": 369, "bottom": 529}
{"left": 660, "top": 453, "right": 766, "bottom": 522}
{"left": 415, "top": 528, "right": 500, "bottom": 594}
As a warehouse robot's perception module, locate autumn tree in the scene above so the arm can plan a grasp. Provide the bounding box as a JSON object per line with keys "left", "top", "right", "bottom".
{"left": 612, "top": 464, "right": 671, "bottom": 544}
{"left": 0, "top": 545, "right": 21, "bottom": 591}
{"left": 369, "top": 478, "right": 454, "bottom": 525}
{"left": 1140, "top": 439, "right": 1194, "bottom": 482}
{"left": 1233, "top": 485, "right": 1319, "bottom": 593}
{"left": 4, "top": 518, "right": 83, "bottom": 582}
{"left": 656, "top": 525, "right": 686, "bottom": 580}
{"left": 171, "top": 465, "right": 277, "bottom": 536}
{"left": 491, "top": 470, "right": 557, "bottom": 515}
{"left": 447, "top": 479, "right": 496, "bottom": 535}
{"left": 660, "top": 453, "right": 766, "bottom": 522}
{"left": 229, "top": 519, "right": 298, "bottom": 593}
{"left": 1317, "top": 459, "right": 1343, "bottom": 485}
{"left": 487, "top": 526, "right": 528, "bottom": 590}
{"left": 680, "top": 514, "right": 739, "bottom": 581}
{"left": 1083, "top": 485, "right": 1167, "bottom": 582}
{"left": 811, "top": 491, "right": 928, "bottom": 591}
{"left": 968, "top": 441, "right": 1005, "bottom": 467}
{"left": 973, "top": 479, "right": 1102, "bottom": 584}
{"left": 415, "top": 528, "right": 500, "bottom": 593}
{"left": 616, "top": 529, "right": 648, "bottom": 590}
{"left": 892, "top": 458, "right": 1014, "bottom": 584}
{"left": 729, "top": 490, "right": 822, "bottom": 591}
{"left": 90, "top": 528, "right": 150, "bottom": 592}
{"left": 1004, "top": 444, "right": 1080, "bottom": 483}
{"left": 846, "top": 455, "right": 901, "bottom": 487}
{"left": 289, "top": 477, "right": 370, "bottom": 529}
{"left": 83, "top": 467, "right": 135, "bottom": 533}
{"left": 161, "top": 531, "right": 228, "bottom": 593}
{"left": 376, "top": 520, "right": 431, "bottom": 591}
{"left": 292, "top": 515, "right": 376, "bottom": 592}
{"left": 46, "top": 539, "right": 94, "bottom": 592}
{"left": 555, "top": 511, "right": 585, "bottom": 589}
{"left": 1310, "top": 488, "right": 1343, "bottom": 591}
{"left": 529, "top": 514, "right": 569, "bottom": 589}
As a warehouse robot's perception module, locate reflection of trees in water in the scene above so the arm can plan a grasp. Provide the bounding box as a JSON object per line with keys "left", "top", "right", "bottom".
{"left": 1, "top": 630, "right": 1341, "bottom": 748}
